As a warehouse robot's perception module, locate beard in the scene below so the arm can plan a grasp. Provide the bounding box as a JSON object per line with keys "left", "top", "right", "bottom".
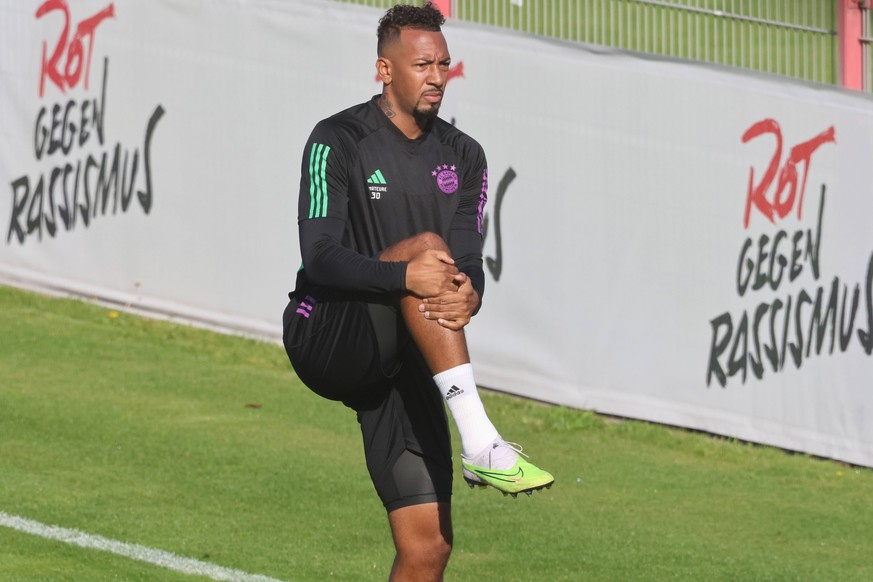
{"left": 413, "top": 102, "right": 440, "bottom": 127}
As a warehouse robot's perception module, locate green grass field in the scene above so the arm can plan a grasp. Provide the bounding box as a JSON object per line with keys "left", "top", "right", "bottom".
{"left": 2, "top": 284, "right": 872, "bottom": 581}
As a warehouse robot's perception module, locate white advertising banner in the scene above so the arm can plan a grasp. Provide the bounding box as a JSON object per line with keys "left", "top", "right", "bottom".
{"left": 2, "top": 0, "right": 872, "bottom": 466}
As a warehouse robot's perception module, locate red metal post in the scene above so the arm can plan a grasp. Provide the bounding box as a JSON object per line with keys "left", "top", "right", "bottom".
{"left": 431, "top": 0, "right": 451, "bottom": 18}
{"left": 839, "top": 0, "right": 865, "bottom": 90}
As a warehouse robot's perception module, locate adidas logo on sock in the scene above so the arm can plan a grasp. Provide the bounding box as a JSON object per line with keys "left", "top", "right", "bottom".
{"left": 446, "top": 385, "right": 464, "bottom": 400}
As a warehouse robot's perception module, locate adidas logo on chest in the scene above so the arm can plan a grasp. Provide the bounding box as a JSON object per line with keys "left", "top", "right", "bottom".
{"left": 367, "top": 169, "right": 387, "bottom": 200}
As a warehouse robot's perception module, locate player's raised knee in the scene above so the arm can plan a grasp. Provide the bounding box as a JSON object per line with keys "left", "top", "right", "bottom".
{"left": 381, "top": 231, "right": 450, "bottom": 261}
{"left": 412, "top": 231, "right": 449, "bottom": 252}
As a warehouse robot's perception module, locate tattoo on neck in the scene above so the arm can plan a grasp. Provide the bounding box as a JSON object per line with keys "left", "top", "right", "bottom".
{"left": 380, "top": 95, "right": 396, "bottom": 118}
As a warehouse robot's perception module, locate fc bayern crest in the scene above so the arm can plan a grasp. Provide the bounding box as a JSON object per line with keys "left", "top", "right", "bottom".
{"left": 432, "top": 164, "right": 459, "bottom": 194}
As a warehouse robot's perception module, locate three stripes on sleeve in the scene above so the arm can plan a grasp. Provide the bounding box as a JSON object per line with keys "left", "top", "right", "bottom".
{"left": 308, "top": 143, "right": 331, "bottom": 219}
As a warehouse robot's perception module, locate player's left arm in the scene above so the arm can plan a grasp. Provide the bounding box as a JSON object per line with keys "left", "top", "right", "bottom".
{"left": 421, "top": 143, "right": 488, "bottom": 330}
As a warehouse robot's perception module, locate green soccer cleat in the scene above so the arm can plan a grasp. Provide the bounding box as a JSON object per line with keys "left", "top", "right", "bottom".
{"left": 462, "top": 439, "right": 555, "bottom": 497}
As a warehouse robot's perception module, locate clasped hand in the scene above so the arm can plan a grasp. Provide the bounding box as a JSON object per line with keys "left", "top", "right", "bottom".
{"left": 405, "top": 249, "right": 479, "bottom": 330}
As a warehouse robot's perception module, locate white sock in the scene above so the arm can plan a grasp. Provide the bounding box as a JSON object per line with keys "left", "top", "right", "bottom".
{"left": 433, "top": 363, "right": 500, "bottom": 458}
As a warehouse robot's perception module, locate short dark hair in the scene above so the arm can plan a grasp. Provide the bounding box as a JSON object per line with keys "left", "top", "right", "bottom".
{"left": 377, "top": 3, "right": 445, "bottom": 56}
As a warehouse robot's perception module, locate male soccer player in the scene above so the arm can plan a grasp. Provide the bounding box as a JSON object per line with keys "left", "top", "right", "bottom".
{"left": 282, "top": 3, "right": 553, "bottom": 579}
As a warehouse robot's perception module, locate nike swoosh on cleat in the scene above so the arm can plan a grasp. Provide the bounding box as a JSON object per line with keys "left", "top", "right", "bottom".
{"left": 474, "top": 466, "right": 524, "bottom": 483}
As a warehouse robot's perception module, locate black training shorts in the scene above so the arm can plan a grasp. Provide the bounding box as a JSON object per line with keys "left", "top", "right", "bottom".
{"left": 282, "top": 289, "right": 453, "bottom": 512}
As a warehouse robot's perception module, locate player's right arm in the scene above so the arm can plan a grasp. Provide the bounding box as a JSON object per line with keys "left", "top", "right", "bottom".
{"left": 297, "top": 122, "right": 407, "bottom": 293}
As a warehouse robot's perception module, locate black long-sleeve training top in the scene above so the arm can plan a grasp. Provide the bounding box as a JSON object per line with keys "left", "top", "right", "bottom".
{"left": 293, "top": 95, "right": 489, "bottom": 305}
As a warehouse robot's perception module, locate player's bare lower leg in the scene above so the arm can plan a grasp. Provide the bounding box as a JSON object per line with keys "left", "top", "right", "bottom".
{"left": 379, "top": 231, "right": 470, "bottom": 373}
{"left": 380, "top": 233, "right": 555, "bottom": 495}
{"left": 380, "top": 233, "right": 497, "bottom": 452}
{"left": 388, "top": 502, "right": 452, "bottom": 582}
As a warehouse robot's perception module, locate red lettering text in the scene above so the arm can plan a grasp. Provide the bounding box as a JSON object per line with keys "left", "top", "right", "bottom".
{"left": 741, "top": 119, "right": 836, "bottom": 228}
{"left": 36, "top": 0, "right": 115, "bottom": 97}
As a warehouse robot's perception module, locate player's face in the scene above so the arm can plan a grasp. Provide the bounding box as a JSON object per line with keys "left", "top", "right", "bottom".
{"left": 389, "top": 29, "right": 451, "bottom": 121}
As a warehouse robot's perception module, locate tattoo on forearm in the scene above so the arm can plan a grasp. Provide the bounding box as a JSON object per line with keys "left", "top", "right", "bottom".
{"left": 380, "top": 95, "right": 396, "bottom": 118}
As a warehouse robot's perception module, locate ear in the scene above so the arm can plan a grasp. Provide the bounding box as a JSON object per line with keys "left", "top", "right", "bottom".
{"left": 376, "top": 57, "right": 392, "bottom": 85}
